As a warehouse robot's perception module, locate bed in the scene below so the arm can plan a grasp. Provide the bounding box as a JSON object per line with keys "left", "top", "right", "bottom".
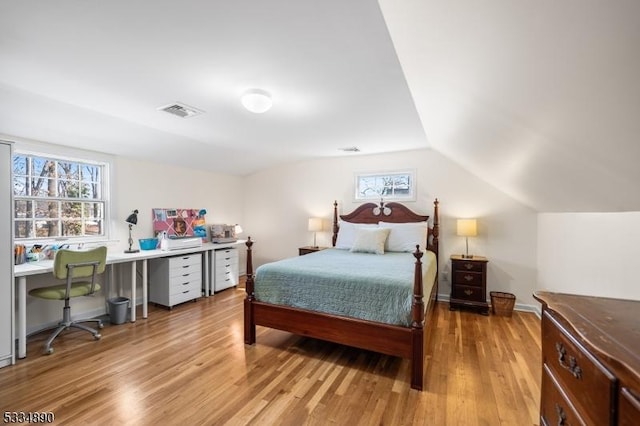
{"left": 244, "top": 199, "right": 440, "bottom": 390}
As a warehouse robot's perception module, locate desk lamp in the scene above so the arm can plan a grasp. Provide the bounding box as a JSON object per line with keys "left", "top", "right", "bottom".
{"left": 456, "top": 218, "right": 477, "bottom": 259}
{"left": 125, "top": 209, "right": 140, "bottom": 253}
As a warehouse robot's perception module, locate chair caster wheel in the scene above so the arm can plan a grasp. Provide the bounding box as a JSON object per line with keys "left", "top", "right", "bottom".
{"left": 94, "top": 333, "right": 102, "bottom": 340}
{"left": 44, "top": 347, "right": 54, "bottom": 355}
{"left": 98, "top": 323, "right": 104, "bottom": 329}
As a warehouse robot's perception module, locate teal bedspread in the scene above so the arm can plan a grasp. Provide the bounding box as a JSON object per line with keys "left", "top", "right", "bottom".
{"left": 254, "top": 248, "right": 437, "bottom": 327}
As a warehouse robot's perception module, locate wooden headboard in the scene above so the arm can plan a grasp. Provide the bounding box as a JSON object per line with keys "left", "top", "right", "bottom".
{"left": 331, "top": 199, "right": 440, "bottom": 258}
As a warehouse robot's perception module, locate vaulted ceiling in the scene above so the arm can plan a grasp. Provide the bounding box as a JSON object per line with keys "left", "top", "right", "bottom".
{"left": 1, "top": 1, "right": 638, "bottom": 212}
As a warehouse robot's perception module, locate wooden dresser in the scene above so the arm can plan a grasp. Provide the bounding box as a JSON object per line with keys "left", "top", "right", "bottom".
{"left": 534, "top": 292, "right": 640, "bottom": 425}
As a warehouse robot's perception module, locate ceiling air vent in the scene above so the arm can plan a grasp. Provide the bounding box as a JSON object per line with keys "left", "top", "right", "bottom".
{"left": 340, "top": 147, "right": 361, "bottom": 153}
{"left": 158, "top": 102, "right": 204, "bottom": 118}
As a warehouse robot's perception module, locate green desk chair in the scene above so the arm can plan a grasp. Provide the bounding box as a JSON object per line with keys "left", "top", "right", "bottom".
{"left": 28, "top": 246, "right": 107, "bottom": 354}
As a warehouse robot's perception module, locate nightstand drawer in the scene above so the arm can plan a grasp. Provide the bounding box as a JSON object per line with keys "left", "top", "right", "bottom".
{"left": 452, "top": 284, "right": 485, "bottom": 302}
{"left": 542, "top": 311, "right": 616, "bottom": 426}
{"left": 452, "top": 260, "right": 484, "bottom": 273}
{"left": 453, "top": 271, "right": 483, "bottom": 286}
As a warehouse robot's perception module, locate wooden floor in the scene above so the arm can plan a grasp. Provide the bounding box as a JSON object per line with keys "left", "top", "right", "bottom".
{"left": 0, "top": 288, "right": 542, "bottom": 425}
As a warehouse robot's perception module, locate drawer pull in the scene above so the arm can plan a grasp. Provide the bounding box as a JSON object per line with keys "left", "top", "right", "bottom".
{"left": 182, "top": 282, "right": 190, "bottom": 286}
{"left": 182, "top": 290, "right": 189, "bottom": 294}
{"left": 464, "top": 263, "right": 473, "bottom": 270}
{"left": 182, "top": 265, "right": 190, "bottom": 268}
{"left": 464, "top": 289, "right": 473, "bottom": 296}
{"left": 554, "top": 403, "right": 567, "bottom": 426}
{"left": 464, "top": 274, "right": 474, "bottom": 281}
{"left": 225, "top": 271, "right": 230, "bottom": 275}
{"left": 555, "top": 342, "right": 583, "bottom": 379}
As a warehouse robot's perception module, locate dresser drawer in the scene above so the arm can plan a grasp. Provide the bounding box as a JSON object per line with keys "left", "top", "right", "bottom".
{"left": 452, "top": 260, "right": 484, "bottom": 273}
{"left": 452, "top": 284, "right": 485, "bottom": 302}
{"left": 169, "top": 253, "right": 201, "bottom": 268}
{"left": 169, "top": 264, "right": 201, "bottom": 280}
{"left": 542, "top": 311, "right": 616, "bottom": 425}
{"left": 168, "top": 286, "right": 200, "bottom": 306}
{"left": 168, "top": 276, "right": 201, "bottom": 296}
{"left": 453, "top": 271, "right": 483, "bottom": 287}
{"left": 541, "top": 364, "right": 586, "bottom": 426}
{"left": 214, "top": 248, "right": 238, "bottom": 262}
{"left": 619, "top": 387, "right": 640, "bottom": 426}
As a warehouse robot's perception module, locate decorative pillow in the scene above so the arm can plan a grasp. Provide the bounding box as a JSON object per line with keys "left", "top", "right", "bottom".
{"left": 378, "top": 221, "right": 428, "bottom": 252}
{"left": 349, "top": 227, "right": 391, "bottom": 255}
{"left": 335, "top": 221, "right": 378, "bottom": 249}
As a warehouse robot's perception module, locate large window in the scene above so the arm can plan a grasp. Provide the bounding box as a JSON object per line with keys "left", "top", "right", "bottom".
{"left": 13, "top": 153, "right": 108, "bottom": 241}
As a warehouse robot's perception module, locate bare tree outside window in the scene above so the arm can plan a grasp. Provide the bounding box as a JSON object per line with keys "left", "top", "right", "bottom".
{"left": 13, "top": 154, "right": 106, "bottom": 240}
{"left": 354, "top": 170, "right": 416, "bottom": 201}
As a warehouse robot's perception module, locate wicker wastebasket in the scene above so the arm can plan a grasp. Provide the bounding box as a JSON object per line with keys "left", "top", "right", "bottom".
{"left": 490, "top": 291, "right": 516, "bottom": 317}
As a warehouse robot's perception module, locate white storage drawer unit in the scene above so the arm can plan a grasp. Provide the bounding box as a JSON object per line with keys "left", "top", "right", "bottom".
{"left": 214, "top": 247, "right": 239, "bottom": 292}
{"left": 149, "top": 253, "right": 202, "bottom": 308}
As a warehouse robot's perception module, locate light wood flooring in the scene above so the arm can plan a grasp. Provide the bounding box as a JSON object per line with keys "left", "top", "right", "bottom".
{"left": 0, "top": 287, "right": 542, "bottom": 425}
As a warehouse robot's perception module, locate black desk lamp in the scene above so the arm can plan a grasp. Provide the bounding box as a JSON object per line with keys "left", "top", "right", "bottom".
{"left": 125, "top": 209, "right": 139, "bottom": 253}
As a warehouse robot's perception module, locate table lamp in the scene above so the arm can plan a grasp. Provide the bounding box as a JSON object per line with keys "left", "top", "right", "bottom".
{"left": 308, "top": 218, "right": 322, "bottom": 248}
{"left": 456, "top": 218, "right": 477, "bottom": 259}
{"left": 125, "top": 209, "right": 140, "bottom": 253}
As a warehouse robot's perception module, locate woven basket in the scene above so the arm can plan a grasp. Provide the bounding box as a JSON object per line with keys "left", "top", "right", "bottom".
{"left": 490, "top": 291, "right": 516, "bottom": 317}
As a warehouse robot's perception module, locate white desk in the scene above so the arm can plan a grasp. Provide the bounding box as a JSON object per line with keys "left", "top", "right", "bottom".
{"left": 13, "top": 241, "right": 244, "bottom": 359}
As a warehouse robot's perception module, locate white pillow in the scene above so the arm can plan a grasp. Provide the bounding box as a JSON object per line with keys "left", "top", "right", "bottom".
{"left": 334, "top": 221, "right": 378, "bottom": 249}
{"left": 378, "top": 221, "right": 428, "bottom": 252}
{"left": 350, "top": 227, "right": 391, "bottom": 255}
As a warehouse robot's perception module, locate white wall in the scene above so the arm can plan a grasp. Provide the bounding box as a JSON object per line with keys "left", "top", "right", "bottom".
{"left": 538, "top": 212, "right": 640, "bottom": 300}
{"left": 244, "top": 148, "right": 539, "bottom": 309}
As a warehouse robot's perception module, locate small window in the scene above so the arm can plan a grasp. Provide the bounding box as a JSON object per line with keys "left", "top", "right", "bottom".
{"left": 354, "top": 170, "right": 416, "bottom": 201}
{"left": 13, "top": 153, "right": 108, "bottom": 241}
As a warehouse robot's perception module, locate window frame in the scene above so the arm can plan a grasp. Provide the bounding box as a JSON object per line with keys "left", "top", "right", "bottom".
{"left": 12, "top": 149, "right": 112, "bottom": 244}
{"left": 353, "top": 169, "right": 416, "bottom": 202}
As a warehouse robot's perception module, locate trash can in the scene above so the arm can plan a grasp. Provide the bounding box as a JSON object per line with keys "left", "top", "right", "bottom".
{"left": 108, "top": 297, "right": 130, "bottom": 325}
{"left": 490, "top": 291, "right": 516, "bottom": 317}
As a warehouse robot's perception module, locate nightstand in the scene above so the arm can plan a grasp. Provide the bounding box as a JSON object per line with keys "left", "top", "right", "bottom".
{"left": 449, "top": 255, "right": 489, "bottom": 315}
{"left": 298, "top": 246, "right": 327, "bottom": 256}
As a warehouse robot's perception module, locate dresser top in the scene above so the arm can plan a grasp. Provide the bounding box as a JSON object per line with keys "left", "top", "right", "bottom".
{"left": 534, "top": 291, "right": 640, "bottom": 386}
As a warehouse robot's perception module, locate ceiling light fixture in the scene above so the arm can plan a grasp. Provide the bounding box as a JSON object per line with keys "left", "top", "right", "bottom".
{"left": 241, "top": 89, "right": 272, "bottom": 113}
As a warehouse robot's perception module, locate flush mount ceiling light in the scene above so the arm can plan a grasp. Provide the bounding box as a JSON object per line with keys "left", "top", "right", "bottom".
{"left": 241, "top": 88, "right": 272, "bottom": 113}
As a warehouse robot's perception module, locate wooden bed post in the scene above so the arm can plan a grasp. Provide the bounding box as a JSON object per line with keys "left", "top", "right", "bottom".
{"left": 432, "top": 198, "right": 440, "bottom": 261}
{"left": 411, "top": 245, "right": 425, "bottom": 390}
{"left": 244, "top": 237, "right": 256, "bottom": 344}
{"left": 332, "top": 200, "right": 338, "bottom": 247}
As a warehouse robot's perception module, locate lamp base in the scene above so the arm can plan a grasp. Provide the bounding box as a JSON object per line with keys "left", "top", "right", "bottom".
{"left": 125, "top": 249, "right": 140, "bottom": 254}
{"left": 462, "top": 254, "right": 474, "bottom": 259}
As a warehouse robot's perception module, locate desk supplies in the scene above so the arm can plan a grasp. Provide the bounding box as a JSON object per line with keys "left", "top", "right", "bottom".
{"left": 164, "top": 236, "right": 202, "bottom": 251}
{"left": 14, "top": 244, "right": 26, "bottom": 264}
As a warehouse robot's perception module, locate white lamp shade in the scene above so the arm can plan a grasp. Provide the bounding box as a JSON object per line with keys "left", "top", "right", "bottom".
{"left": 308, "top": 218, "right": 323, "bottom": 232}
{"left": 456, "top": 219, "right": 477, "bottom": 237}
{"left": 241, "top": 89, "right": 272, "bottom": 113}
